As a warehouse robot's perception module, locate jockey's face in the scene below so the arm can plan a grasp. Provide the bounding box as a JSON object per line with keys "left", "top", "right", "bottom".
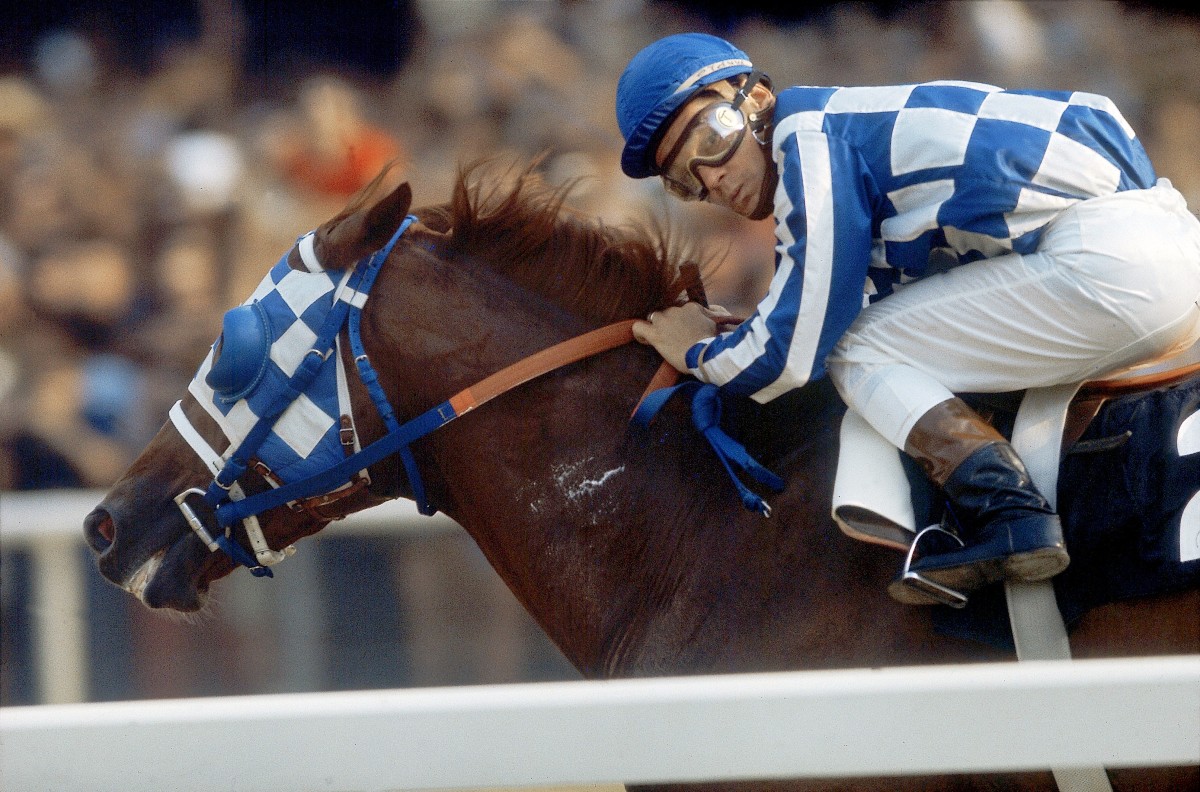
{"left": 654, "top": 77, "right": 775, "bottom": 220}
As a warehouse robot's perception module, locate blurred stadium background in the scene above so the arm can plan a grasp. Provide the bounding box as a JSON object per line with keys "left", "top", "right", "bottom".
{"left": 2, "top": 0, "right": 1198, "bottom": 707}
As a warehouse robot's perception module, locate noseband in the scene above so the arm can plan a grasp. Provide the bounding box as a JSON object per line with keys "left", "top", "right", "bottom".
{"left": 169, "top": 217, "right": 658, "bottom": 578}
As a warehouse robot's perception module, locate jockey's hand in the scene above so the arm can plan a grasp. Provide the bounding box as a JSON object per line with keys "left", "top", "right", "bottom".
{"left": 633, "top": 302, "right": 731, "bottom": 373}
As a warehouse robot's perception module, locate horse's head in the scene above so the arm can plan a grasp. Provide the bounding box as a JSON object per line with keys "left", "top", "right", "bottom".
{"left": 83, "top": 174, "right": 420, "bottom": 612}
{"left": 85, "top": 161, "right": 693, "bottom": 615}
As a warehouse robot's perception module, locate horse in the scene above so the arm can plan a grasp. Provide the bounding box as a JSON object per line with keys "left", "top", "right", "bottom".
{"left": 84, "top": 162, "right": 1199, "bottom": 792}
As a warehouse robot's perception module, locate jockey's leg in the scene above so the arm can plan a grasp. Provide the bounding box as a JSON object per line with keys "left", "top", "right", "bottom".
{"left": 901, "top": 397, "right": 1067, "bottom": 591}
{"left": 827, "top": 179, "right": 1200, "bottom": 598}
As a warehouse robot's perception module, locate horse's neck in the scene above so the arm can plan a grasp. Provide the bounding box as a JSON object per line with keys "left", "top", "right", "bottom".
{"left": 426, "top": 339, "right": 724, "bottom": 675}
{"left": 358, "top": 253, "right": 689, "bottom": 672}
{"left": 370, "top": 255, "right": 962, "bottom": 680}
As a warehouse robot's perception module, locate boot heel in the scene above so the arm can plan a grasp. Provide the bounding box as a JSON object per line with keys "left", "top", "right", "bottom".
{"left": 1004, "top": 546, "right": 1070, "bottom": 582}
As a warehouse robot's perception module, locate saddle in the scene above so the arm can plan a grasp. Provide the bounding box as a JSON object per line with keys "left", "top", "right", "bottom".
{"left": 833, "top": 352, "right": 1200, "bottom": 643}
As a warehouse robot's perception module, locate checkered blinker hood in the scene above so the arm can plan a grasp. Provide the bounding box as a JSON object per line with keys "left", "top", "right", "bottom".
{"left": 188, "top": 247, "right": 358, "bottom": 486}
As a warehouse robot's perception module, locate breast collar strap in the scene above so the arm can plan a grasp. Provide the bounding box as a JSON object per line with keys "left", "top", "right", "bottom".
{"left": 170, "top": 215, "right": 675, "bottom": 579}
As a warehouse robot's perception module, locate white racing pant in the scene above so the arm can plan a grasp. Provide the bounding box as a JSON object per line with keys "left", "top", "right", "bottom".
{"left": 827, "top": 178, "right": 1200, "bottom": 450}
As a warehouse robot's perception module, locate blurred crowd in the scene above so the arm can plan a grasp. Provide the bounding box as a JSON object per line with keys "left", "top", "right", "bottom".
{"left": 1, "top": 0, "right": 1199, "bottom": 701}
{"left": 2, "top": 0, "right": 1198, "bottom": 490}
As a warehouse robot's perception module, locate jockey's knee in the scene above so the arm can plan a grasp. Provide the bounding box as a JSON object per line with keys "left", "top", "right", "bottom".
{"left": 826, "top": 351, "right": 955, "bottom": 450}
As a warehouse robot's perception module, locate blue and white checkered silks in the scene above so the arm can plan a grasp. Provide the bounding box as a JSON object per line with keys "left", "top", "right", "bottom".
{"left": 684, "top": 81, "right": 1158, "bottom": 400}
{"left": 187, "top": 238, "right": 362, "bottom": 486}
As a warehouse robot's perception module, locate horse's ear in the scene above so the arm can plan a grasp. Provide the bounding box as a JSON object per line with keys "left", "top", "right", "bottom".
{"left": 362, "top": 182, "right": 413, "bottom": 249}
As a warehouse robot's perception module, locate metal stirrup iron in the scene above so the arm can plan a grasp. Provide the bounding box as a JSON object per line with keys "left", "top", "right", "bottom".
{"left": 894, "top": 525, "right": 969, "bottom": 608}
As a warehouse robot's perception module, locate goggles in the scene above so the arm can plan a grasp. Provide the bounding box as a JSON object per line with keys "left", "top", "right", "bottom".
{"left": 657, "top": 72, "right": 765, "bottom": 202}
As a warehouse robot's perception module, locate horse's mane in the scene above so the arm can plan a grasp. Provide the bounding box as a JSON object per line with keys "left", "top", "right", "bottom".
{"left": 421, "top": 161, "right": 695, "bottom": 324}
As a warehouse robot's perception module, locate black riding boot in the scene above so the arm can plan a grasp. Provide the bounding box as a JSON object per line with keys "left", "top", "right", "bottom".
{"left": 906, "top": 441, "right": 1070, "bottom": 592}
{"left": 889, "top": 398, "right": 1070, "bottom": 604}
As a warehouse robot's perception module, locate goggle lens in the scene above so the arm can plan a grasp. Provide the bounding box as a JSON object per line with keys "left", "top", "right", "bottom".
{"left": 656, "top": 72, "right": 764, "bottom": 202}
{"left": 658, "top": 104, "right": 746, "bottom": 201}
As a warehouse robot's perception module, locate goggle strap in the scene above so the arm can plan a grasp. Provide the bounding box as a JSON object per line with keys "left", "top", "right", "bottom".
{"left": 731, "top": 70, "right": 766, "bottom": 113}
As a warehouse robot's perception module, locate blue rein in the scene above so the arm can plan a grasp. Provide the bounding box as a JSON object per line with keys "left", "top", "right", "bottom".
{"left": 632, "top": 381, "right": 784, "bottom": 517}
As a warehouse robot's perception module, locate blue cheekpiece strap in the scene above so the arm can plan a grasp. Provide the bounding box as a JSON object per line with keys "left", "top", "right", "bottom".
{"left": 632, "top": 381, "right": 784, "bottom": 516}
{"left": 346, "top": 216, "right": 436, "bottom": 515}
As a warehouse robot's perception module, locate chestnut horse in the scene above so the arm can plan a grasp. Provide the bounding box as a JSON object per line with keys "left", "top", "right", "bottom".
{"left": 85, "top": 165, "right": 1197, "bottom": 791}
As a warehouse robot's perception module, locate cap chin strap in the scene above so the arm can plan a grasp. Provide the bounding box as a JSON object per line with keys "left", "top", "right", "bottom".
{"left": 688, "top": 70, "right": 773, "bottom": 220}
{"left": 747, "top": 162, "right": 778, "bottom": 221}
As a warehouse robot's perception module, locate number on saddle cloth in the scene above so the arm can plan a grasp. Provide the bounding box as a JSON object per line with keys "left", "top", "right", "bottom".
{"left": 1055, "top": 375, "right": 1200, "bottom": 615}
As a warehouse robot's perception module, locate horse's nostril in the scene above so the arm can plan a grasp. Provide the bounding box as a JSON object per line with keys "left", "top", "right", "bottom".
{"left": 84, "top": 508, "right": 115, "bottom": 552}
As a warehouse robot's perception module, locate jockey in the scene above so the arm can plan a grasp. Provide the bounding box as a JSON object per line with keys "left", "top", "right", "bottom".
{"left": 617, "top": 32, "right": 1200, "bottom": 603}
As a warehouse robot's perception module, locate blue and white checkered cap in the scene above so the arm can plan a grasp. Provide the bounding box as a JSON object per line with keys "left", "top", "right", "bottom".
{"left": 616, "top": 33, "right": 754, "bottom": 179}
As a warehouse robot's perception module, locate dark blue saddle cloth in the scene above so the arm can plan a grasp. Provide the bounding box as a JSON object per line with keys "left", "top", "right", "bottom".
{"left": 935, "top": 374, "right": 1200, "bottom": 650}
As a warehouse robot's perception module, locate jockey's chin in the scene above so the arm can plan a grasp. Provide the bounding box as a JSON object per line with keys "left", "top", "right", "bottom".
{"left": 715, "top": 155, "right": 776, "bottom": 221}
{"left": 745, "top": 191, "right": 774, "bottom": 221}
{"left": 724, "top": 181, "right": 773, "bottom": 221}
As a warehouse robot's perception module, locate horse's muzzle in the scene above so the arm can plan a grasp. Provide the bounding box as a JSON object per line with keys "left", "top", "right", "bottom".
{"left": 83, "top": 506, "right": 115, "bottom": 555}
{"left": 83, "top": 503, "right": 218, "bottom": 611}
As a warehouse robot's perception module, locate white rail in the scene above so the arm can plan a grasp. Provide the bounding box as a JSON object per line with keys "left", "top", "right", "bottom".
{"left": 0, "top": 489, "right": 458, "bottom": 704}
{"left": 3, "top": 656, "right": 1199, "bottom": 792}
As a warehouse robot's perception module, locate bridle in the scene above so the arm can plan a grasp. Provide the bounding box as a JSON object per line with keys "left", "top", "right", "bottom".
{"left": 170, "top": 216, "right": 780, "bottom": 580}
{"left": 168, "top": 217, "right": 672, "bottom": 577}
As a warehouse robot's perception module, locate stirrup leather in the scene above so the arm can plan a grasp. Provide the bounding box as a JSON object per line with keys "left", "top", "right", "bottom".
{"left": 889, "top": 525, "right": 969, "bottom": 608}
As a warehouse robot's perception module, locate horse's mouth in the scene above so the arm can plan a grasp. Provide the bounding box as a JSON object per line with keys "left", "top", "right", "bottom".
{"left": 127, "top": 536, "right": 224, "bottom": 612}
{"left": 122, "top": 550, "right": 166, "bottom": 602}
{"left": 138, "top": 536, "right": 223, "bottom": 611}
{"left": 86, "top": 506, "right": 223, "bottom": 612}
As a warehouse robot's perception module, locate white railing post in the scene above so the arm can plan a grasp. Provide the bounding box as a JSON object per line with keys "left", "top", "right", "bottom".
{"left": 28, "top": 536, "right": 88, "bottom": 704}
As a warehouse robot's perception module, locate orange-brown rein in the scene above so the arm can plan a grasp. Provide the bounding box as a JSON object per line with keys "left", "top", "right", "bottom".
{"left": 445, "top": 319, "right": 677, "bottom": 421}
